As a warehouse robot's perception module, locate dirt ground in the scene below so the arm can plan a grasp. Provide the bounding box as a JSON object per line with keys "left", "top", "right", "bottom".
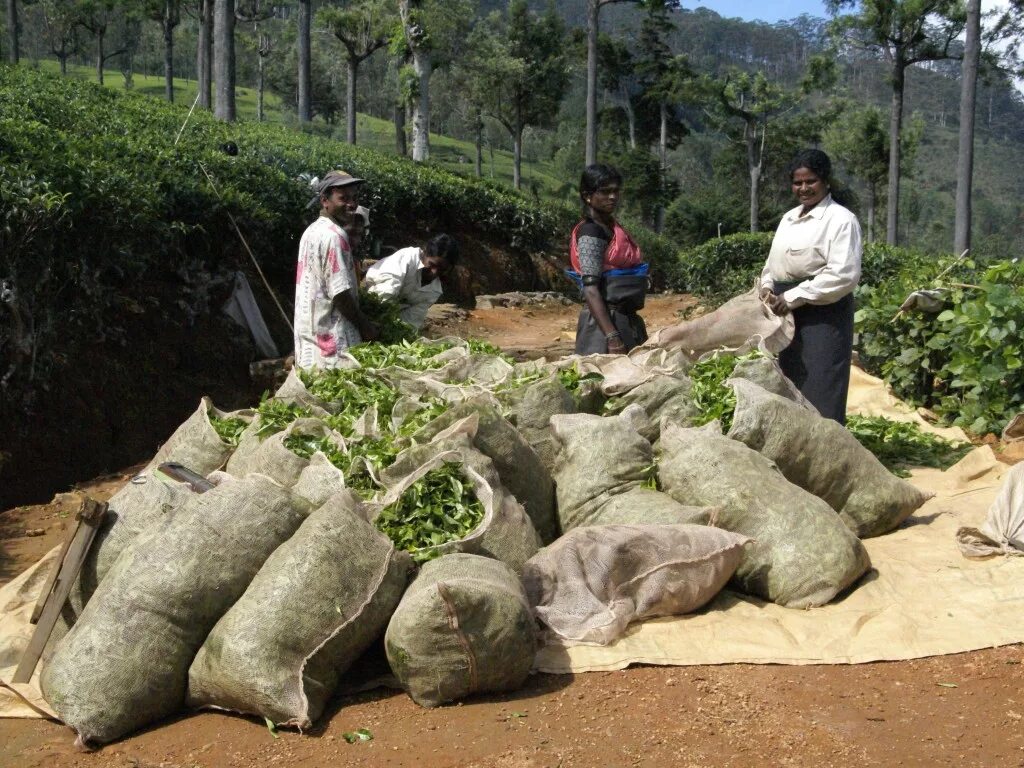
{"left": 2, "top": 294, "right": 1023, "bottom": 768}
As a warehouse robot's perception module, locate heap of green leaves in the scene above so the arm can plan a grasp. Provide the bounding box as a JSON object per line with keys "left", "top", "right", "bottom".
{"left": 845, "top": 415, "right": 972, "bottom": 478}
{"left": 348, "top": 338, "right": 453, "bottom": 371}
{"left": 689, "top": 351, "right": 764, "bottom": 432}
{"left": 396, "top": 398, "right": 452, "bottom": 437}
{"left": 283, "top": 431, "right": 398, "bottom": 499}
{"left": 374, "top": 462, "right": 486, "bottom": 563}
{"left": 208, "top": 412, "right": 248, "bottom": 447}
{"left": 299, "top": 368, "right": 400, "bottom": 436}
{"left": 255, "top": 398, "right": 313, "bottom": 439}
{"left": 358, "top": 290, "right": 418, "bottom": 345}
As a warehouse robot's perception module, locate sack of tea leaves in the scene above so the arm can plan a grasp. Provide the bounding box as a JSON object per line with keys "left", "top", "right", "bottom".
{"left": 500, "top": 374, "right": 578, "bottom": 472}
{"left": 44, "top": 473, "right": 194, "bottom": 659}
{"left": 550, "top": 406, "right": 712, "bottom": 531}
{"left": 227, "top": 417, "right": 343, "bottom": 487}
{"left": 410, "top": 401, "right": 557, "bottom": 543}
{"left": 145, "top": 397, "right": 254, "bottom": 476}
{"left": 226, "top": 399, "right": 331, "bottom": 476}
{"left": 41, "top": 474, "right": 311, "bottom": 745}
{"left": 644, "top": 287, "right": 794, "bottom": 358}
{"left": 523, "top": 523, "right": 749, "bottom": 644}
{"left": 602, "top": 373, "right": 701, "bottom": 442}
{"left": 385, "top": 553, "right": 536, "bottom": 707}
{"left": 373, "top": 441, "right": 540, "bottom": 572}
{"left": 957, "top": 461, "right": 1024, "bottom": 558}
{"left": 659, "top": 422, "right": 871, "bottom": 607}
{"left": 187, "top": 490, "right": 410, "bottom": 728}
{"left": 727, "top": 379, "right": 933, "bottom": 538}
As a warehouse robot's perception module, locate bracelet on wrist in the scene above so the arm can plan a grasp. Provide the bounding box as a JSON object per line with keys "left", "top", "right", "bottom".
{"left": 605, "top": 330, "right": 621, "bottom": 341}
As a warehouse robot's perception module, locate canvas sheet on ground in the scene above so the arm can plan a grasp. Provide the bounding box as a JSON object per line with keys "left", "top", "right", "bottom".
{"left": 2, "top": 372, "right": 1022, "bottom": 718}
{"left": 535, "top": 446, "right": 1024, "bottom": 673}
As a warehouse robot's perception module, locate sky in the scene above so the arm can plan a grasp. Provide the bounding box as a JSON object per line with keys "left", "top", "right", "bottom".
{"left": 695, "top": 0, "right": 1009, "bottom": 25}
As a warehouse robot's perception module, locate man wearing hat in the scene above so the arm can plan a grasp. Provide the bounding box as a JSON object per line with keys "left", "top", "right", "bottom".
{"left": 293, "top": 171, "right": 378, "bottom": 368}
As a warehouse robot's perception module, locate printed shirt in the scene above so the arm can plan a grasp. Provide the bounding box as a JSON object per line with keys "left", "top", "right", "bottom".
{"left": 363, "top": 246, "right": 442, "bottom": 331}
{"left": 760, "top": 195, "right": 863, "bottom": 307}
{"left": 293, "top": 216, "right": 361, "bottom": 369}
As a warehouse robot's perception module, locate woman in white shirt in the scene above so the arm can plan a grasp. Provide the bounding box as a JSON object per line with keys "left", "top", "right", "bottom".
{"left": 759, "top": 149, "right": 863, "bottom": 424}
{"left": 363, "top": 234, "right": 459, "bottom": 331}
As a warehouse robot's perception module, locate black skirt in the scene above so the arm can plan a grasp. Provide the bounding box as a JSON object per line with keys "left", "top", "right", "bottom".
{"left": 772, "top": 282, "right": 854, "bottom": 424}
{"left": 575, "top": 308, "right": 647, "bottom": 355}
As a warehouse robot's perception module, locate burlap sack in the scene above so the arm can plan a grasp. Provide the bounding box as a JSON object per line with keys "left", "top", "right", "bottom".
{"left": 41, "top": 474, "right": 311, "bottom": 745}
{"left": 187, "top": 491, "right": 410, "bottom": 728}
{"left": 523, "top": 524, "right": 750, "bottom": 645}
{"left": 411, "top": 401, "right": 558, "bottom": 543}
{"left": 385, "top": 553, "right": 536, "bottom": 707}
{"left": 501, "top": 375, "right": 578, "bottom": 472}
{"left": 729, "top": 355, "right": 815, "bottom": 409}
{"left": 727, "top": 379, "right": 933, "bottom": 538}
{"left": 374, "top": 442, "right": 541, "bottom": 572}
{"left": 659, "top": 422, "right": 871, "bottom": 607}
{"left": 957, "top": 462, "right": 1024, "bottom": 558}
{"left": 603, "top": 373, "right": 702, "bottom": 442}
{"left": 225, "top": 417, "right": 342, "bottom": 487}
{"left": 291, "top": 451, "right": 348, "bottom": 507}
{"left": 582, "top": 487, "right": 717, "bottom": 527}
{"left": 226, "top": 400, "right": 332, "bottom": 476}
{"left": 644, "top": 288, "right": 794, "bottom": 357}
{"left": 145, "top": 397, "right": 254, "bottom": 476}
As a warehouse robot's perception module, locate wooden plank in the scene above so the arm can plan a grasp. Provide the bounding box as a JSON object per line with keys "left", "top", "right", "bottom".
{"left": 12, "top": 499, "right": 108, "bottom": 684}
{"left": 30, "top": 512, "right": 83, "bottom": 625}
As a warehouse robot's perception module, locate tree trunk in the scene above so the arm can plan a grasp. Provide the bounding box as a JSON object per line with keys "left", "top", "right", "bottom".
{"left": 621, "top": 84, "right": 636, "bottom": 150}
{"left": 163, "top": 12, "right": 174, "bottom": 103}
{"left": 197, "top": 0, "right": 212, "bottom": 109}
{"left": 513, "top": 118, "right": 523, "bottom": 190}
{"left": 6, "top": 0, "right": 17, "bottom": 63}
{"left": 954, "top": 0, "right": 980, "bottom": 254}
{"left": 257, "top": 55, "right": 265, "bottom": 122}
{"left": 655, "top": 101, "right": 668, "bottom": 233}
{"left": 346, "top": 57, "right": 358, "bottom": 144}
{"left": 886, "top": 56, "right": 905, "bottom": 246}
{"left": 394, "top": 103, "right": 407, "bottom": 156}
{"left": 96, "top": 28, "right": 105, "bottom": 85}
{"left": 867, "top": 184, "right": 876, "bottom": 243}
{"left": 297, "top": 0, "right": 311, "bottom": 123}
{"left": 410, "top": 49, "right": 431, "bottom": 162}
{"left": 747, "top": 122, "right": 760, "bottom": 233}
{"left": 585, "top": 0, "right": 599, "bottom": 165}
{"left": 475, "top": 108, "right": 483, "bottom": 178}
{"left": 214, "top": 0, "right": 235, "bottom": 122}
{"left": 59, "top": 50, "right": 68, "bottom": 75}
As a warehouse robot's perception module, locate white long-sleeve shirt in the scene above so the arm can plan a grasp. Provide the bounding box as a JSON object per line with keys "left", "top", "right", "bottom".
{"left": 760, "top": 195, "right": 862, "bottom": 307}
{"left": 364, "top": 246, "right": 442, "bottom": 331}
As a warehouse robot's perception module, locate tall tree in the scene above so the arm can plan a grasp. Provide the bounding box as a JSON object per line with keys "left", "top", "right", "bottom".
{"left": 583, "top": 0, "right": 680, "bottom": 165}
{"left": 297, "top": 0, "right": 310, "bottom": 123}
{"left": 7, "top": 0, "right": 19, "bottom": 63}
{"left": 78, "top": 0, "right": 121, "bottom": 85}
{"left": 214, "top": 0, "right": 236, "bottom": 121}
{"left": 195, "top": 0, "right": 214, "bottom": 109}
{"left": 397, "top": 0, "right": 472, "bottom": 162}
{"left": 459, "top": 1, "right": 568, "bottom": 189}
{"left": 954, "top": 0, "right": 980, "bottom": 254}
{"left": 825, "top": 106, "right": 888, "bottom": 241}
{"left": 147, "top": 0, "right": 181, "bottom": 102}
{"left": 828, "top": 0, "right": 965, "bottom": 245}
{"left": 705, "top": 58, "right": 835, "bottom": 232}
{"left": 319, "top": 0, "right": 393, "bottom": 145}
{"left": 237, "top": 0, "right": 274, "bottom": 120}
{"left": 40, "top": 0, "right": 81, "bottom": 75}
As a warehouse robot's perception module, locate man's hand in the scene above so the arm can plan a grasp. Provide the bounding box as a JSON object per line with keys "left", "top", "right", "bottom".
{"left": 607, "top": 334, "right": 627, "bottom": 355}
{"left": 358, "top": 318, "right": 380, "bottom": 342}
{"left": 766, "top": 293, "right": 791, "bottom": 316}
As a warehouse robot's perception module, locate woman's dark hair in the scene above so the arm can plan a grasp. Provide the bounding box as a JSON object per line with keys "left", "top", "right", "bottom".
{"left": 788, "top": 149, "right": 832, "bottom": 183}
{"left": 427, "top": 233, "right": 460, "bottom": 266}
{"left": 579, "top": 163, "right": 623, "bottom": 203}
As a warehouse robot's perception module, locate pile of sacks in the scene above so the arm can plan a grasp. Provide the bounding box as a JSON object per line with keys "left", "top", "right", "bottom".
{"left": 39, "top": 311, "right": 933, "bottom": 746}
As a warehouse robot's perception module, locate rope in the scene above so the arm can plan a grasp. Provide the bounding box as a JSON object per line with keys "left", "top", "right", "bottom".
{"left": 199, "top": 162, "right": 294, "bottom": 333}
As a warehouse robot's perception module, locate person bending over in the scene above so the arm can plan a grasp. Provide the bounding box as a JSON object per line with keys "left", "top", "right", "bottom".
{"left": 363, "top": 234, "right": 460, "bottom": 332}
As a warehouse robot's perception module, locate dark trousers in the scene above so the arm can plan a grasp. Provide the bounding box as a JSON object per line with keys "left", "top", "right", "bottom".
{"left": 772, "top": 284, "right": 854, "bottom": 424}
{"left": 575, "top": 308, "right": 648, "bottom": 355}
